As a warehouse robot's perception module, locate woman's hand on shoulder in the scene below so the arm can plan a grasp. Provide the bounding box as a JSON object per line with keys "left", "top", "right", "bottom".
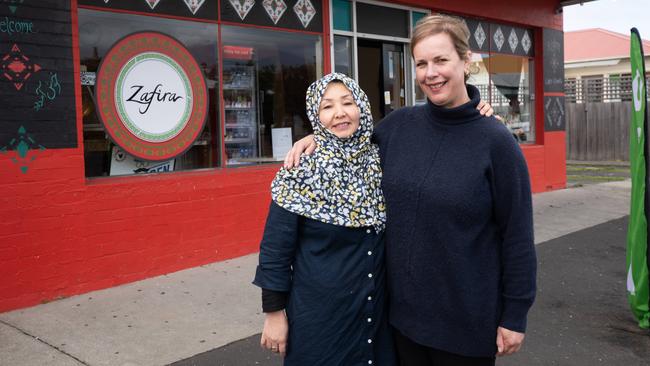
{"left": 496, "top": 326, "right": 525, "bottom": 356}
{"left": 284, "top": 134, "right": 316, "bottom": 169}
{"left": 477, "top": 100, "right": 494, "bottom": 117}
{"left": 261, "top": 310, "right": 289, "bottom": 356}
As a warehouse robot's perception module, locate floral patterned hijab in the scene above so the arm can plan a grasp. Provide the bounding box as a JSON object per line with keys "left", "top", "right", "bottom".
{"left": 270, "top": 73, "right": 386, "bottom": 232}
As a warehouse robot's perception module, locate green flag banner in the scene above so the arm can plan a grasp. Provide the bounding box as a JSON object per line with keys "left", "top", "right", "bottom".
{"left": 627, "top": 27, "right": 650, "bottom": 329}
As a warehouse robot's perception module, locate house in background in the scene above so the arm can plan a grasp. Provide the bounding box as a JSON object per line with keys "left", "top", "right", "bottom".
{"left": 564, "top": 28, "right": 650, "bottom": 102}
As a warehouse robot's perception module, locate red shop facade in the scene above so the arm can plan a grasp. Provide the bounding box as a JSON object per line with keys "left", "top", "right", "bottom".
{"left": 0, "top": 0, "right": 569, "bottom": 312}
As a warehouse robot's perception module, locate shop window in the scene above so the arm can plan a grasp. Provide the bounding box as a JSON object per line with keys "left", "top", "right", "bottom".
{"left": 356, "top": 3, "right": 408, "bottom": 38}
{"left": 78, "top": 9, "right": 219, "bottom": 177}
{"left": 485, "top": 54, "right": 535, "bottom": 143}
{"left": 333, "top": 0, "right": 352, "bottom": 32}
{"left": 334, "top": 35, "right": 354, "bottom": 76}
{"left": 467, "top": 53, "right": 491, "bottom": 104}
{"left": 221, "top": 26, "right": 323, "bottom": 166}
{"left": 460, "top": 17, "right": 536, "bottom": 143}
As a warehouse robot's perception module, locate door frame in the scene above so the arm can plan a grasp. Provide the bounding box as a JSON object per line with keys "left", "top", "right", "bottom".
{"left": 328, "top": 0, "right": 428, "bottom": 107}
{"left": 356, "top": 39, "right": 406, "bottom": 118}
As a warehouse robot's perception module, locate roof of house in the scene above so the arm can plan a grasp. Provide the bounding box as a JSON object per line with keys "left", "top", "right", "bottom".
{"left": 560, "top": 0, "right": 598, "bottom": 6}
{"left": 564, "top": 28, "right": 650, "bottom": 63}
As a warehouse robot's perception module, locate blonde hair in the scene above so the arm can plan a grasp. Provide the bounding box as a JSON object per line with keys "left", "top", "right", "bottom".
{"left": 410, "top": 13, "right": 471, "bottom": 63}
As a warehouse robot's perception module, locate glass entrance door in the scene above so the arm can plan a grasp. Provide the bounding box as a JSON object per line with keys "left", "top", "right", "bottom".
{"left": 358, "top": 39, "right": 405, "bottom": 121}
{"left": 382, "top": 43, "right": 405, "bottom": 116}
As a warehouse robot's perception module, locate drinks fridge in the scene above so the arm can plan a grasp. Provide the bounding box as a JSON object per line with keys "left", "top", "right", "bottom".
{"left": 222, "top": 46, "right": 259, "bottom": 165}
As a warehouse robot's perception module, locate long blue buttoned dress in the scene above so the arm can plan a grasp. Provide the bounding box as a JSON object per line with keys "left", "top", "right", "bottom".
{"left": 253, "top": 202, "right": 396, "bottom": 366}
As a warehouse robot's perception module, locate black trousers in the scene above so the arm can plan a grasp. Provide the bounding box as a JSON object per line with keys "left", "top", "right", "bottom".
{"left": 394, "top": 328, "right": 496, "bottom": 366}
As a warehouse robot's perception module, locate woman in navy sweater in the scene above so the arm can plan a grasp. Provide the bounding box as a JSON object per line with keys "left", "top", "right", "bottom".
{"left": 285, "top": 14, "right": 536, "bottom": 366}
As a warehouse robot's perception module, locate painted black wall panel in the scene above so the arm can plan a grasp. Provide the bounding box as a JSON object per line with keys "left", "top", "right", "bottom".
{"left": 457, "top": 15, "right": 534, "bottom": 57}
{"left": 78, "top": 0, "right": 218, "bottom": 21}
{"left": 489, "top": 23, "right": 512, "bottom": 54}
{"left": 465, "top": 18, "right": 490, "bottom": 53}
{"left": 544, "top": 95, "right": 566, "bottom": 131}
{"left": 513, "top": 27, "right": 533, "bottom": 57}
{"left": 220, "top": 0, "right": 322, "bottom": 32}
{"left": 543, "top": 28, "right": 564, "bottom": 93}
{"left": 0, "top": 0, "right": 78, "bottom": 149}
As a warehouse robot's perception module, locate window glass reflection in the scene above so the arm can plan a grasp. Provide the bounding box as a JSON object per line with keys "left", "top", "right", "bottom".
{"left": 486, "top": 54, "right": 535, "bottom": 143}
{"left": 334, "top": 35, "right": 353, "bottom": 77}
{"left": 467, "top": 53, "right": 490, "bottom": 103}
{"left": 221, "top": 26, "right": 322, "bottom": 165}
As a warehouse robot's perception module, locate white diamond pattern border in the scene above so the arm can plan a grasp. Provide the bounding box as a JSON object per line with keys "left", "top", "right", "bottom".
{"left": 521, "top": 31, "right": 531, "bottom": 54}
{"left": 545, "top": 97, "right": 565, "bottom": 128}
{"left": 508, "top": 29, "right": 519, "bottom": 53}
{"left": 474, "top": 23, "right": 486, "bottom": 49}
{"left": 493, "top": 27, "right": 505, "bottom": 51}
{"left": 263, "top": 0, "right": 287, "bottom": 25}
{"left": 229, "top": 0, "right": 255, "bottom": 20}
{"left": 183, "top": 0, "right": 206, "bottom": 14}
{"left": 293, "top": 0, "right": 316, "bottom": 28}
{"left": 144, "top": 0, "right": 160, "bottom": 10}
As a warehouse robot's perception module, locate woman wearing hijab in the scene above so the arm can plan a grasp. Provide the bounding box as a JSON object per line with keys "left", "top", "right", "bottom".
{"left": 253, "top": 73, "right": 396, "bottom": 365}
{"left": 284, "top": 14, "right": 536, "bottom": 366}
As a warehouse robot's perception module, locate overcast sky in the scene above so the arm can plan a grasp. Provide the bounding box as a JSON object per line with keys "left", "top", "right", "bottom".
{"left": 564, "top": 0, "right": 650, "bottom": 40}
{"left": 563, "top": 0, "right": 649, "bottom": 39}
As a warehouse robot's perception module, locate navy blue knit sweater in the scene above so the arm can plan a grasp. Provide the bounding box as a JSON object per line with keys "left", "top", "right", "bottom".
{"left": 374, "top": 85, "right": 536, "bottom": 357}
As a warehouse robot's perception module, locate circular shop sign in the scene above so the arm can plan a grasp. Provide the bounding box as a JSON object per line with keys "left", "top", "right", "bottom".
{"left": 95, "top": 31, "right": 207, "bottom": 161}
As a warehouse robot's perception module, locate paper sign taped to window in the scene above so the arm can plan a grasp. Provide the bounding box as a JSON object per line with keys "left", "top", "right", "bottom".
{"left": 272, "top": 127, "right": 293, "bottom": 160}
{"left": 109, "top": 147, "right": 175, "bottom": 176}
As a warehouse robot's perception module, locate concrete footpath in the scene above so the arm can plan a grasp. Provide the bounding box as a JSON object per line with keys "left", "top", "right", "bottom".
{"left": 0, "top": 180, "right": 643, "bottom": 366}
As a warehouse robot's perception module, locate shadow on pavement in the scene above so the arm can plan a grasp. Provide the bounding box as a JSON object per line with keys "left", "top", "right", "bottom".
{"left": 170, "top": 333, "right": 282, "bottom": 366}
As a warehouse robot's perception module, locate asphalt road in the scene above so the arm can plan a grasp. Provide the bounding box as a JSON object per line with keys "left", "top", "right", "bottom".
{"left": 171, "top": 216, "right": 650, "bottom": 366}
{"left": 499, "top": 216, "right": 649, "bottom": 366}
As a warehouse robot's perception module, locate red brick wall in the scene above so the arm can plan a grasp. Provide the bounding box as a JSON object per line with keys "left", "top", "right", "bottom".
{"left": 1, "top": 164, "right": 278, "bottom": 309}
{"left": 0, "top": 146, "right": 277, "bottom": 311}
{"left": 0, "top": 0, "right": 565, "bottom": 312}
